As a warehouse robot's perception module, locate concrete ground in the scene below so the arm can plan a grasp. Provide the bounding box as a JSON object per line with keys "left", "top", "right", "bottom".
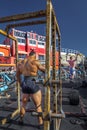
{"left": 0, "top": 81, "right": 87, "bottom": 130}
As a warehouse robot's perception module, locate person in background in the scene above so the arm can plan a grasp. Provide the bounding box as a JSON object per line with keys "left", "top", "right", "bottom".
{"left": 16, "top": 50, "right": 45, "bottom": 129}
{"left": 66, "top": 54, "right": 78, "bottom": 80}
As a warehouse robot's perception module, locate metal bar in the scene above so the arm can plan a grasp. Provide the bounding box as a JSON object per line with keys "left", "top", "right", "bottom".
{"left": 0, "top": 30, "right": 20, "bottom": 124}
{"left": 11, "top": 109, "right": 20, "bottom": 118}
{"left": 5, "top": 19, "right": 46, "bottom": 32}
{"left": 65, "top": 112, "right": 87, "bottom": 117}
{"left": 0, "top": 10, "right": 46, "bottom": 23}
{"left": 17, "top": 82, "right": 21, "bottom": 112}
{"left": 51, "top": 80, "right": 60, "bottom": 84}
{"left": 51, "top": 113, "right": 65, "bottom": 119}
{"left": 1, "top": 109, "right": 20, "bottom": 125}
{"left": 44, "top": 0, "right": 52, "bottom": 130}
{"left": 50, "top": 2, "right": 62, "bottom": 130}
{"left": 44, "top": 79, "right": 59, "bottom": 84}
{"left": 52, "top": 10, "right": 57, "bottom": 113}
{"left": 51, "top": 6, "right": 61, "bottom": 39}
{"left": 52, "top": 4, "right": 61, "bottom": 129}
{"left": 15, "top": 41, "right": 20, "bottom": 112}
{"left": 50, "top": 5, "right": 62, "bottom": 113}
{"left": 59, "top": 80, "right": 62, "bottom": 110}
{"left": 0, "top": 29, "right": 17, "bottom": 41}
{"left": 56, "top": 88, "right": 61, "bottom": 96}
{"left": 31, "top": 111, "right": 65, "bottom": 119}
{"left": 0, "top": 64, "right": 15, "bottom": 67}
{"left": 52, "top": 13, "right": 59, "bottom": 130}
{"left": 0, "top": 30, "right": 18, "bottom": 66}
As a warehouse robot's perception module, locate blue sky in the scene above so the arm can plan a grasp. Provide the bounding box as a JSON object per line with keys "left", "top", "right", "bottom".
{"left": 0, "top": 0, "right": 87, "bottom": 55}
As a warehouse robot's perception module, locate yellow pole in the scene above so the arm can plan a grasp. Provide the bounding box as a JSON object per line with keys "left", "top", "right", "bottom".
{"left": 44, "top": 0, "right": 52, "bottom": 130}
{"left": 52, "top": 13, "right": 59, "bottom": 130}
{"left": 0, "top": 29, "right": 20, "bottom": 124}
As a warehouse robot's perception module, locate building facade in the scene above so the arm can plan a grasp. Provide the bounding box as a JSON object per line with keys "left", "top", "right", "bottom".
{"left": 12, "top": 29, "right": 46, "bottom": 63}
{"left": 2, "top": 28, "right": 85, "bottom": 66}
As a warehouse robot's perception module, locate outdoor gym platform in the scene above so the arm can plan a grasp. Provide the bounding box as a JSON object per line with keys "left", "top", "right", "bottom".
{"left": 0, "top": 81, "right": 87, "bottom": 130}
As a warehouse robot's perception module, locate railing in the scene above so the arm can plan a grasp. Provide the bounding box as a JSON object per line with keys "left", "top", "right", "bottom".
{"left": 61, "top": 48, "right": 79, "bottom": 54}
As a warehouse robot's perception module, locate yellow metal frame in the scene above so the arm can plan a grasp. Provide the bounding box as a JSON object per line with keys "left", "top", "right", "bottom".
{"left": 0, "top": 64, "right": 15, "bottom": 67}
{"left": 0, "top": 0, "right": 64, "bottom": 129}
{"left": 0, "top": 29, "right": 20, "bottom": 124}
{"left": 44, "top": 1, "right": 63, "bottom": 130}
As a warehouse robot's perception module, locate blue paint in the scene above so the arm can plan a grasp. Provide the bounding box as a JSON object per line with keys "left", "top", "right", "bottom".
{"left": 4, "top": 74, "right": 11, "bottom": 82}
{"left": 0, "top": 85, "right": 8, "bottom": 92}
